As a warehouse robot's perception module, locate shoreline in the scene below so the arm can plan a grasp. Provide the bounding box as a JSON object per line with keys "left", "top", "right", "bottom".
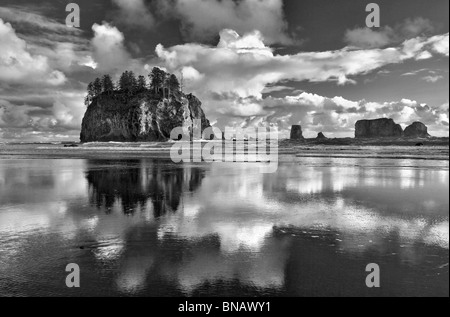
{"left": 0, "top": 140, "right": 448, "bottom": 161}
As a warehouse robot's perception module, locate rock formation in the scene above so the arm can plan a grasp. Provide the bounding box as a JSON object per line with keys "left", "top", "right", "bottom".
{"left": 80, "top": 91, "right": 210, "bottom": 143}
{"left": 290, "top": 125, "right": 304, "bottom": 140}
{"left": 404, "top": 122, "right": 431, "bottom": 138}
{"left": 317, "top": 132, "right": 327, "bottom": 139}
{"left": 355, "top": 118, "right": 403, "bottom": 138}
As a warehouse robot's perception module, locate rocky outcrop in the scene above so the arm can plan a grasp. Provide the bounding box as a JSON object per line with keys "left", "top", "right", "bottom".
{"left": 355, "top": 118, "right": 403, "bottom": 139}
{"left": 290, "top": 125, "right": 304, "bottom": 140}
{"left": 404, "top": 122, "right": 431, "bottom": 138}
{"left": 317, "top": 132, "right": 327, "bottom": 139}
{"left": 80, "top": 91, "right": 210, "bottom": 143}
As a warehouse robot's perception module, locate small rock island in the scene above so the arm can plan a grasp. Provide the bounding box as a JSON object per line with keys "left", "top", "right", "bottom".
{"left": 355, "top": 118, "right": 404, "bottom": 139}
{"left": 80, "top": 68, "right": 210, "bottom": 143}
{"left": 287, "top": 118, "right": 442, "bottom": 146}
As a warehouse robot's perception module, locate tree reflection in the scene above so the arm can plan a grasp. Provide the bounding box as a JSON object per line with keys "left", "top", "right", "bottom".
{"left": 86, "top": 160, "right": 205, "bottom": 216}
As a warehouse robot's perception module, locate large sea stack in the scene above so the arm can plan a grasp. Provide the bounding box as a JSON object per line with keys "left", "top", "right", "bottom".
{"left": 290, "top": 125, "right": 304, "bottom": 140}
{"left": 80, "top": 91, "right": 210, "bottom": 143}
{"left": 404, "top": 122, "right": 431, "bottom": 138}
{"left": 355, "top": 118, "right": 403, "bottom": 138}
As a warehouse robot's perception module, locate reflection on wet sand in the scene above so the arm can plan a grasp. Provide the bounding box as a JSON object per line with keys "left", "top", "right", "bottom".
{"left": 0, "top": 158, "right": 448, "bottom": 296}
{"left": 86, "top": 160, "right": 205, "bottom": 216}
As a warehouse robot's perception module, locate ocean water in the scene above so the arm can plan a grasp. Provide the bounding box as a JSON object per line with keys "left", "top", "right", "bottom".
{"left": 0, "top": 145, "right": 448, "bottom": 297}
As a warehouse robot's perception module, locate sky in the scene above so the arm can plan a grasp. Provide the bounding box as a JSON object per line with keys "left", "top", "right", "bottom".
{"left": 0, "top": 0, "right": 448, "bottom": 141}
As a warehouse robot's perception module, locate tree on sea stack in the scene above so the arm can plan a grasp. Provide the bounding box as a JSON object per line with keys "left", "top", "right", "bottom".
{"left": 85, "top": 82, "right": 95, "bottom": 106}
{"left": 102, "top": 75, "right": 115, "bottom": 95}
{"left": 149, "top": 67, "right": 167, "bottom": 94}
{"left": 93, "top": 78, "right": 103, "bottom": 97}
{"left": 119, "top": 71, "right": 138, "bottom": 96}
{"left": 137, "top": 75, "right": 147, "bottom": 92}
{"left": 168, "top": 74, "right": 180, "bottom": 95}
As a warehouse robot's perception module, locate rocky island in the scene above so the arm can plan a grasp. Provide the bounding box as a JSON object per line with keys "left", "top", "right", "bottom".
{"left": 80, "top": 68, "right": 210, "bottom": 143}
{"left": 355, "top": 118, "right": 404, "bottom": 139}
{"left": 286, "top": 118, "right": 448, "bottom": 147}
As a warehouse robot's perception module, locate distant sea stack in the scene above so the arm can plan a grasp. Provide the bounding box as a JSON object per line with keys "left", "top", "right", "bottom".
{"left": 80, "top": 69, "right": 210, "bottom": 143}
{"left": 404, "top": 122, "right": 431, "bottom": 138}
{"left": 355, "top": 118, "right": 403, "bottom": 138}
{"left": 317, "top": 132, "right": 327, "bottom": 140}
{"left": 290, "top": 125, "right": 304, "bottom": 140}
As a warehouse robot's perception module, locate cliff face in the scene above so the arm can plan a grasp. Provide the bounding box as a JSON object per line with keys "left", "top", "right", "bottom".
{"left": 80, "top": 92, "right": 210, "bottom": 143}
{"left": 355, "top": 118, "right": 404, "bottom": 139}
{"left": 404, "top": 122, "right": 430, "bottom": 138}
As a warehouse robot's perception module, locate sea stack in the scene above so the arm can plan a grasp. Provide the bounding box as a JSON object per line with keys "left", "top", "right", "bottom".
{"left": 355, "top": 118, "right": 403, "bottom": 138}
{"left": 404, "top": 122, "right": 431, "bottom": 138}
{"left": 290, "top": 125, "right": 304, "bottom": 140}
{"left": 317, "top": 132, "right": 327, "bottom": 140}
{"left": 80, "top": 92, "right": 210, "bottom": 143}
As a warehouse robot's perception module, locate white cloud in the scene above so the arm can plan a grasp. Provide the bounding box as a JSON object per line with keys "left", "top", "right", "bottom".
{"left": 91, "top": 22, "right": 132, "bottom": 73}
{"left": 153, "top": 28, "right": 449, "bottom": 137}
{"left": 52, "top": 92, "right": 87, "bottom": 130}
{"left": 422, "top": 75, "right": 444, "bottom": 83}
{"left": 158, "top": 0, "right": 294, "bottom": 45}
{"left": 415, "top": 51, "right": 433, "bottom": 60}
{"left": 0, "top": 18, "right": 67, "bottom": 86}
{"left": 156, "top": 29, "right": 449, "bottom": 100}
{"left": 0, "top": 6, "right": 95, "bottom": 75}
{"left": 428, "top": 33, "right": 450, "bottom": 56}
{"left": 239, "top": 93, "right": 449, "bottom": 138}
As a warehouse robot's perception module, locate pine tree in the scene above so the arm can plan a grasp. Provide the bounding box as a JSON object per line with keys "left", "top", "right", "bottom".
{"left": 149, "top": 67, "right": 167, "bottom": 94}
{"left": 119, "top": 71, "right": 130, "bottom": 92}
{"left": 102, "top": 75, "right": 115, "bottom": 95}
{"left": 128, "top": 71, "right": 138, "bottom": 96}
{"left": 119, "top": 71, "right": 139, "bottom": 96}
{"left": 168, "top": 74, "right": 180, "bottom": 94}
{"left": 85, "top": 81, "right": 95, "bottom": 106}
{"left": 93, "top": 78, "right": 103, "bottom": 96}
{"left": 137, "top": 75, "right": 147, "bottom": 92}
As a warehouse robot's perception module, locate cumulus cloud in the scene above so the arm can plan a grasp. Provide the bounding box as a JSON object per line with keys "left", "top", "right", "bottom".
{"left": 91, "top": 22, "right": 132, "bottom": 73}
{"left": 52, "top": 92, "right": 87, "bottom": 130}
{"left": 345, "top": 17, "right": 436, "bottom": 49}
{"left": 112, "top": 0, "right": 155, "bottom": 29}
{"left": 156, "top": 28, "right": 449, "bottom": 99}
{"left": 0, "top": 6, "right": 95, "bottom": 75}
{"left": 157, "top": 0, "right": 294, "bottom": 45}
{"left": 234, "top": 93, "right": 450, "bottom": 138}
{"left": 0, "top": 13, "right": 147, "bottom": 141}
{"left": 154, "top": 28, "right": 449, "bottom": 137}
{"left": 0, "top": 18, "right": 67, "bottom": 86}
